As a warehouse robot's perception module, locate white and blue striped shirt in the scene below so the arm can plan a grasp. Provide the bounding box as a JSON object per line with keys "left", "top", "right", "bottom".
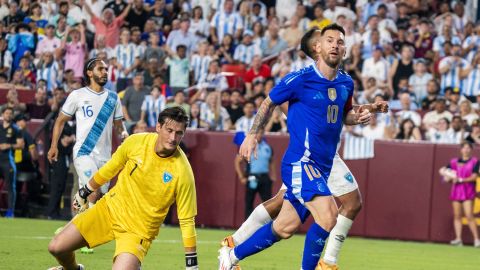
{"left": 141, "top": 95, "right": 166, "bottom": 127}
{"left": 464, "top": 68, "right": 480, "bottom": 97}
{"left": 210, "top": 11, "right": 244, "bottom": 42}
{"left": 433, "top": 35, "right": 462, "bottom": 57}
{"left": 462, "top": 35, "right": 480, "bottom": 63}
{"left": 234, "top": 43, "right": 260, "bottom": 64}
{"left": 114, "top": 43, "right": 140, "bottom": 79}
{"left": 439, "top": 57, "right": 470, "bottom": 93}
{"left": 37, "top": 61, "right": 61, "bottom": 93}
{"left": 235, "top": 115, "right": 255, "bottom": 133}
{"left": 89, "top": 47, "right": 113, "bottom": 59}
{"left": 190, "top": 54, "right": 212, "bottom": 83}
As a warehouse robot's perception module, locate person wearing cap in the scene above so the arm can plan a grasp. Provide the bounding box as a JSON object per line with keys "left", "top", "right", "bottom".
{"left": 166, "top": 18, "right": 197, "bottom": 57}
{"left": 35, "top": 24, "right": 61, "bottom": 59}
{"left": 361, "top": 44, "right": 389, "bottom": 91}
{"left": 234, "top": 30, "right": 260, "bottom": 65}
{"left": 423, "top": 97, "right": 454, "bottom": 130}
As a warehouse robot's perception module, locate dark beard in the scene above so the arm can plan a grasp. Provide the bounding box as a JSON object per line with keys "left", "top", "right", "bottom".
{"left": 92, "top": 74, "right": 107, "bottom": 86}
{"left": 321, "top": 51, "right": 341, "bottom": 69}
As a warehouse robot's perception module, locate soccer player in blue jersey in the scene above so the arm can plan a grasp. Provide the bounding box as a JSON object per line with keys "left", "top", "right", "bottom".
{"left": 218, "top": 24, "right": 372, "bottom": 270}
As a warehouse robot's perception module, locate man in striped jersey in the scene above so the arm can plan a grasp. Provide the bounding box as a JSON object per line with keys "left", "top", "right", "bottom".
{"left": 209, "top": 0, "right": 244, "bottom": 44}
{"left": 438, "top": 44, "right": 471, "bottom": 94}
{"left": 36, "top": 51, "right": 62, "bottom": 94}
{"left": 234, "top": 30, "right": 261, "bottom": 65}
{"left": 114, "top": 28, "right": 141, "bottom": 92}
{"left": 464, "top": 53, "right": 480, "bottom": 99}
{"left": 190, "top": 41, "right": 211, "bottom": 84}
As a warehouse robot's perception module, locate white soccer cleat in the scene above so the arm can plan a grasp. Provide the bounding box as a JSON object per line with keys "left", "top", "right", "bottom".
{"left": 218, "top": 246, "right": 237, "bottom": 270}
{"left": 47, "top": 264, "right": 84, "bottom": 270}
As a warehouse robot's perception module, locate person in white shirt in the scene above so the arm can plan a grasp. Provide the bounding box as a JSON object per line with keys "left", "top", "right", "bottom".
{"left": 450, "top": 115, "right": 468, "bottom": 144}
{"left": 234, "top": 30, "right": 261, "bottom": 64}
{"left": 462, "top": 23, "right": 480, "bottom": 63}
{"left": 427, "top": 117, "right": 456, "bottom": 144}
{"left": 114, "top": 28, "right": 141, "bottom": 91}
{"left": 196, "top": 60, "right": 229, "bottom": 92}
{"left": 235, "top": 101, "right": 255, "bottom": 132}
{"left": 464, "top": 52, "right": 480, "bottom": 98}
{"left": 140, "top": 85, "right": 167, "bottom": 127}
{"left": 438, "top": 44, "right": 471, "bottom": 94}
{"left": 209, "top": 0, "right": 243, "bottom": 44}
{"left": 323, "top": 0, "right": 356, "bottom": 23}
{"left": 408, "top": 59, "right": 433, "bottom": 103}
{"left": 190, "top": 41, "right": 212, "bottom": 84}
{"left": 459, "top": 100, "right": 479, "bottom": 126}
{"left": 47, "top": 58, "right": 128, "bottom": 207}
{"left": 394, "top": 92, "right": 422, "bottom": 127}
{"left": 360, "top": 113, "right": 385, "bottom": 140}
{"left": 200, "top": 91, "right": 231, "bottom": 131}
{"left": 361, "top": 46, "right": 389, "bottom": 90}
{"left": 166, "top": 18, "right": 198, "bottom": 57}
{"left": 377, "top": 4, "right": 397, "bottom": 37}
{"left": 423, "top": 98, "right": 454, "bottom": 129}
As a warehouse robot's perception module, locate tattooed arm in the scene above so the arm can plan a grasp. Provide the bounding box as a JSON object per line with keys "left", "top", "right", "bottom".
{"left": 239, "top": 97, "right": 277, "bottom": 162}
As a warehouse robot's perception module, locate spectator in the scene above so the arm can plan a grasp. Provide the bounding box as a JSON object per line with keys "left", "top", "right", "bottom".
{"left": 394, "top": 92, "right": 421, "bottom": 127}
{"left": 166, "top": 18, "right": 197, "bottom": 57}
{"left": 265, "top": 107, "right": 287, "bottom": 133}
{"left": 48, "top": 1, "right": 73, "bottom": 27}
{"left": 197, "top": 60, "right": 229, "bottom": 92}
{"left": 414, "top": 19, "right": 433, "bottom": 58}
{"left": 421, "top": 79, "right": 439, "bottom": 111}
{"left": 389, "top": 45, "right": 414, "bottom": 99}
{"left": 260, "top": 20, "right": 288, "bottom": 57}
{"left": 433, "top": 24, "right": 462, "bottom": 59}
{"left": 61, "top": 69, "right": 81, "bottom": 93}
{"left": 10, "top": 68, "right": 33, "bottom": 90}
{"left": 438, "top": 142, "right": 480, "bottom": 248}
{"left": 423, "top": 98, "right": 453, "bottom": 130}
{"left": 50, "top": 87, "right": 67, "bottom": 113}
{"left": 324, "top": 0, "right": 356, "bottom": 23}
{"left": 60, "top": 24, "right": 86, "bottom": 80}
{"left": 238, "top": 1, "right": 253, "bottom": 32}
{"left": 122, "top": 73, "right": 150, "bottom": 126}
{"left": 395, "top": 118, "right": 422, "bottom": 141}
{"left": 234, "top": 30, "right": 260, "bottom": 65}
{"left": 24, "top": 87, "right": 51, "bottom": 119}
{"left": 140, "top": 85, "right": 166, "bottom": 127}
{"left": 36, "top": 51, "right": 62, "bottom": 93}
{"left": 35, "top": 24, "right": 61, "bottom": 59}
{"left": 250, "top": 2, "right": 267, "bottom": 27}
{"left": 308, "top": 3, "right": 331, "bottom": 30}
{"left": 143, "top": 31, "right": 165, "bottom": 64}
{"left": 362, "top": 15, "right": 392, "bottom": 48}
{"left": 360, "top": 113, "right": 386, "bottom": 140}
{"left": 188, "top": 6, "right": 209, "bottom": 42}
{"left": 165, "top": 91, "right": 191, "bottom": 116}
{"left": 438, "top": 44, "right": 470, "bottom": 94}
{"left": 54, "top": 15, "right": 68, "bottom": 40}
{"left": 280, "top": 15, "right": 303, "bottom": 48}
{"left": 271, "top": 51, "right": 292, "bottom": 82}
{"left": 0, "top": 36, "right": 12, "bottom": 78}
{"left": 89, "top": 35, "right": 112, "bottom": 60}
{"left": 459, "top": 100, "right": 479, "bottom": 126}
{"left": 409, "top": 59, "right": 433, "bottom": 103}
{"left": 114, "top": 28, "right": 140, "bottom": 92}
{"left": 190, "top": 41, "right": 211, "bottom": 84}
{"left": 361, "top": 46, "right": 389, "bottom": 91}
{"left": 125, "top": 0, "right": 150, "bottom": 31}
{"left": 251, "top": 21, "right": 265, "bottom": 49}
{"left": 3, "top": 1, "right": 25, "bottom": 26}
{"left": 245, "top": 55, "right": 271, "bottom": 97}
{"left": 464, "top": 52, "right": 480, "bottom": 99}
{"left": 188, "top": 102, "right": 202, "bottom": 129}
{"left": 225, "top": 89, "right": 244, "bottom": 125}
{"left": 149, "top": 0, "right": 174, "bottom": 30}
{"left": 450, "top": 115, "right": 468, "bottom": 144}
{"left": 8, "top": 23, "right": 34, "bottom": 72}
{"left": 427, "top": 117, "right": 455, "bottom": 144}
{"left": 291, "top": 49, "right": 314, "bottom": 72}
{"left": 104, "top": 0, "right": 130, "bottom": 17}
{"left": 445, "top": 87, "right": 461, "bottom": 114}
{"left": 235, "top": 101, "right": 255, "bottom": 132}
{"left": 463, "top": 23, "right": 480, "bottom": 64}
{"left": 200, "top": 91, "right": 231, "bottom": 131}
{"left": 209, "top": 0, "right": 243, "bottom": 45}
{"left": 165, "top": 44, "right": 191, "bottom": 94}
{"left": 17, "top": 56, "right": 35, "bottom": 86}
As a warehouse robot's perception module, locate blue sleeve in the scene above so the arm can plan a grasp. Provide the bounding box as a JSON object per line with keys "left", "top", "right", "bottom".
{"left": 268, "top": 77, "right": 297, "bottom": 105}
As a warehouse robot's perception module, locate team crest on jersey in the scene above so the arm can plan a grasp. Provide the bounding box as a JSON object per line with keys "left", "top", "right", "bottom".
{"left": 344, "top": 172, "right": 354, "bottom": 183}
{"left": 328, "top": 88, "right": 337, "bottom": 101}
{"left": 84, "top": 170, "right": 92, "bottom": 178}
{"left": 163, "top": 171, "right": 173, "bottom": 183}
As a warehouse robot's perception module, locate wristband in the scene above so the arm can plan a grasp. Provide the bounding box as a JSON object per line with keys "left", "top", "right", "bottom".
{"left": 185, "top": 252, "right": 198, "bottom": 267}
{"left": 78, "top": 184, "right": 93, "bottom": 200}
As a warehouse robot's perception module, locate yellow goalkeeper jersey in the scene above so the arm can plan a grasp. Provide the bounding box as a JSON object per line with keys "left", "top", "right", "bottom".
{"left": 92, "top": 133, "right": 197, "bottom": 243}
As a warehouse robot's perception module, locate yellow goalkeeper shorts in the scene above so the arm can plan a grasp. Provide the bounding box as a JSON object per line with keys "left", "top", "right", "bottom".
{"left": 72, "top": 197, "right": 152, "bottom": 262}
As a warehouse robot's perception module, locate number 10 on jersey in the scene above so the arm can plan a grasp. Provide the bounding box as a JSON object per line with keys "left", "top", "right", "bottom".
{"left": 82, "top": 105, "right": 93, "bottom": 118}
{"left": 327, "top": 105, "right": 338, "bottom": 124}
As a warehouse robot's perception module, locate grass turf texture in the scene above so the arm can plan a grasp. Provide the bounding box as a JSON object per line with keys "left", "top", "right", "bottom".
{"left": 1, "top": 218, "right": 479, "bottom": 269}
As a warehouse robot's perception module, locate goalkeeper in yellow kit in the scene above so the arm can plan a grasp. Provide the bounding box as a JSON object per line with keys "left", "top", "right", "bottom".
{"left": 47, "top": 107, "right": 198, "bottom": 270}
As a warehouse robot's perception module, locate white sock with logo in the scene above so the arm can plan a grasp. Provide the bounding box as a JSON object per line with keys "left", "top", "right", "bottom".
{"left": 323, "top": 214, "right": 354, "bottom": 265}
{"left": 232, "top": 204, "right": 272, "bottom": 245}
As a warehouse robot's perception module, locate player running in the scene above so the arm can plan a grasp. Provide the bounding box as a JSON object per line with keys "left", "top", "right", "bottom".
{"left": 219, "top": 24, "right": 372, "bottom": 270}
{"left": 47, "top": 57, "right": 128, "bottom": 253}
{"left": 47, "top": 107, "right": 199, "bottom": 270}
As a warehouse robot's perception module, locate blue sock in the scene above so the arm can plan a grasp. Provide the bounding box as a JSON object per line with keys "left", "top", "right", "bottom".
{"left": 233, "top": 221, "right": 280, "bottom": 260}
{"left": 302, "top": 223, "right": 330, "bottom": 270}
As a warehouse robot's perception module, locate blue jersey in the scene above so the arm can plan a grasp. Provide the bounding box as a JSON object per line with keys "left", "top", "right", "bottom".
{"left": 269, "top": 65, "right": 354, "bottom": 179}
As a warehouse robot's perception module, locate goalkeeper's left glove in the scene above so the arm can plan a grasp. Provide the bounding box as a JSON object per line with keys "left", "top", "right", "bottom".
{"left": 72, "top": 183, "right": 94, "bottom": 214}
{"left": 185, "top": 251, "right": 198, "bottom": 270}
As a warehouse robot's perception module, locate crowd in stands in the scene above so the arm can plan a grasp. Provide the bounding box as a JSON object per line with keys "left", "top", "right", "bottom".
{"left": 0, "top": 0, "right": 479, "bottom": 146}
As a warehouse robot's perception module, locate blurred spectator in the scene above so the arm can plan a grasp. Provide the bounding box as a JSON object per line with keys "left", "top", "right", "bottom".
{"left": 463, "top": 23, "right": 480, "bottom": 64}
{"left": 35, "top": 24, "right": 61, "bottom": 59}
{"left": 61, "top": 69, "right": 81, "bottom": 93}
{"left": 389, "top": 45, "right": 414, "bottom": 99}
{"left": 8, "top": 23, "right": 34, "bottom": 72}
{"left": 466, "top": 119, "right": 480, "bottom": 144}
{"left": 342, "top": 19, "right": 361, "bottom": 59}
{"left": 433, "top": 24, "right": 462, "bottom": 59}
{"left": 309, "top": 3, "right": 331, "bottom": 30}
{"left": 188, "top": 102, "right": 202, "bottom": 129}
{"left": 89, "top": 35, "right": 112, "bottom": 59}
{"left": 427, "top": 117, "right": 455, "bottom": 144}
{"left": 190, "top": 6, "right": 209, "bottom": 42}
{"left": 48, "top": 1, "right": 73, "bottom": 27}
{"left": 260, "top": 21, "right": 288, "bottom": 57}
{"left": 0, "top": 88, "right": 23, "bottom": 115}
{"left": 459, "top": 100, "right": 479, "bottom": 126}
{"left": 275, "top": 0, "right": 295, "bottom": 23}
{"left": 24, "top": 87, "right": 51, "bottom": 119}
{"left": 122, "top": 73, "right": 150, "bottom": 125}
{"left": 265, "top": 107, "right": 287, "bottom": 133}
{"left": 235, "top": 101, "right": 255, "bottom": 132}
{"left": 61, "top": 24, "right": 86, "bottom": 80}
{"left": 360, "top": 113, "right": 386, "bottom": 140}
{"left": 445, "top": 87, "right": 461, "bottom": 114}
{"left": 114, "top": 28, "right": 141, "bottom": 92}
{"left": 191, "top": 41, "right": 211, "bottom": 83}
{"left": 50, "top": 87, "right": 67, "bottom": 112}
{"left": 464, "top": 52, "right": 480, "bottom": 99}
{"left": 226, "top": 89, "right": 244, "bottom": 125}
{"left": 165, "top": 44, "right": 191, "bottom": 94}
{"left": 10, "top": 68, "right": 32, "bottom": 90}
{"left": 18, "top": 56, "right": 36, "bottom": 86}
{"left": 344, "top": 43, "right": 362, "bottom": 82}
{"left": 245, "top": 55, "right": 271, "bottom": 98}
{"left": 166, "top": 18, "right": 197, "bottom": 57}
{"left": 414, "top": 19, "right": 433, "bottom": 59}
{"left": 280, "top": 15, "right": 303, "bottom": 48}
{"left": 409, "top": 59, "right": 432, "bottom": 103}
{"left": 423, "top": 98, "right": 453, "bottom": 130}
{"left": 143, "top": 31, "right": 166, "bottom": 63}
{"left": 0, "top": 36, "right": 12, "bottom": 78}
{"left": 3, "top": 1, "right": 25, "bottom": 25}
{"left": 361, "top": 46, "right": 389, "bottom": 91}
{"left": 131, "top": 120, "right": 147, "bottom": 134}
{"left": 421, "top": 80, "right": 439, "bottom": 111}
{"left": 324, "top": 0, "right": 356, "bottom": 23}
{"left": 125, "top": 0, "right": 150, "bottom": 31}
{"left": 291, "top": 50, "right": 313, "bottom": 72}
{"left": 200, "top": 91, "right": 231, "bottom": 131}
{"left": 149, "top": 0, "right": 174, "bottom": 30}
{"left": 395, "top": 118, "right": 422, "bottom": 141}
{"left": 295, "top": 3, "right": 310, "bottom": 32}
{"left": 438, "top": 44, "right": 470, "bottom": 94}
{"left": 234, "top": 30, "right": 261, "bottom": 65}
{"left": 252, "top": 21, "right": 265, "bottom": 48}
{"left": 165, "top": 91, "right": 190, "bottom": 116}
{"left": 140, "top": 85, "right": 166, "bottom": 127}
{"left": 394, "top": 92, "right": 421, "bottom": 127}
{"left": 377, "top": 4, "right": 396, "bottom": 38}
{"left": 450, "top": 115, "right": 468, "bottom": 144}
{"left": 142, "top": 58, "right": 160, "bottom": 86}
{"left": 358, "top": 77, "right": 382, "bottom": 104}
{"left": 271, "top": 51, "right": 292, "bottom": 83}
{"left": 209, "top": 0, "right": 243, "bottom": 45}
{"left": 196, "top": 60, "right": 228, "bottom": 92}
{"left": 362, "top": 15, "right": 392, "bottom": 49}
{"left": 36, "top": 52, "right": 62, "bottom": 93}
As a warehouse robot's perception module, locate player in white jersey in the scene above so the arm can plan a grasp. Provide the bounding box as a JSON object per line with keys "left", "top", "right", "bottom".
{"left": 48, "top": 58, "right": 128, "bottom": 211}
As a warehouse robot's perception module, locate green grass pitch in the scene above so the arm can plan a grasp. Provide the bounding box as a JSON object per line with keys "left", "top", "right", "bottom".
{"left": 1, "top": 218, "right": 479, "bottom": 269}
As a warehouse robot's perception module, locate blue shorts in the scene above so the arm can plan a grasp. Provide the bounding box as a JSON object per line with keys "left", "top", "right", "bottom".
{"left": 281, "top": 160, "right": 332, "bottom": 223}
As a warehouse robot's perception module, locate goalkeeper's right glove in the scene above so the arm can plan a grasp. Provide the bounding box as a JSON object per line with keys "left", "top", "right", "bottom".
{"left": 72, "top": 184, "right": 93, "bottom": 214}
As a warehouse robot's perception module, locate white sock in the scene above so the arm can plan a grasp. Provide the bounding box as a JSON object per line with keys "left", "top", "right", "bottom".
{"left": 323, "top": 215, "right": 354, "bottom": 265}
{"left": 232, "top": 204, "right": 272, "bottom": 245}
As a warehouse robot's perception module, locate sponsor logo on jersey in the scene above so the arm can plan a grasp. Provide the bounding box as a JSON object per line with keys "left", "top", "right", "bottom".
{"left": 163, "top": 171, "right": 173, "bottom": 183}
{"left": 328, "top": 88, "right": 337, "bottom": 101}
{"left": 344, "top": 172, "right": 354, "bottom": 183}
{"left": 84, "top": 170, "right": 92, "bottom": 178}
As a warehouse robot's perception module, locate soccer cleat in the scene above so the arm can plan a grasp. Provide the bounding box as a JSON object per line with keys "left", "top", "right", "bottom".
{"left": 220, "top": 236, "right": 241, "bottom": 270}
{"left": 449, "top": 239, "right": 463, "bottom": 246}
{"left": 80, "top": 247, "right": 94, "bottom": 254}
{"left": 316, "top": 259, "right": 339, "bottom": 270}
{"left": 218, "top": 246, "right": 240, "bottom": 270}
{"left": 47, "top": 264, "right": 85, "bottom": 270}
{"left": 474, "top": 239, "right": 480, "bottom": 248}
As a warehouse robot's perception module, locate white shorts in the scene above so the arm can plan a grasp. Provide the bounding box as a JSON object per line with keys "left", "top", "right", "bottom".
{"left": 280, "top": 153, "right": 358, "bottom": 197}
{"left": 73, "top": 155, "right": 109, "bottom": 194}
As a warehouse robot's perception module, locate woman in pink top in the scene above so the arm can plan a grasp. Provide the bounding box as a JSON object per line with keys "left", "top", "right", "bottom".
{"left": 61, "top": 24, "right": 86, "bottom": 79}
{"left": 439, "top": 141, "right": 480, "bottom": 247}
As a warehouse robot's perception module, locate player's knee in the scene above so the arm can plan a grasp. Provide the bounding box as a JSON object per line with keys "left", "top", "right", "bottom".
{"left": 48, "top": 238, "right": 63, "bottom": 256}
{"left": 343, "top": 198, "right": 363, "bottom": 217}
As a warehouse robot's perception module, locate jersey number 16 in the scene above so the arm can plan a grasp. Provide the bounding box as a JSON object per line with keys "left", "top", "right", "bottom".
{"left": 82, "top": 105, "right": 94, "bottom": 118}
{"left": 327, "top": 105, "right": 339, "bottom": 124}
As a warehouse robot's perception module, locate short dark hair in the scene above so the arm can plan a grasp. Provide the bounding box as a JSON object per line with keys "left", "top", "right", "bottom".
{"left": 1, "top": 106, "right": 13, "bottom": 114}
{"left": 176, "top": 44, "right": 187, "bottom": 51}
{"left": 320, "top": 23, "right": 345, "bottom": 37}
{"left": 244, "top": 100, "right": 255, "bottom": 107}
{"left": 158, "top": 106, "right": 190, "bottom": 128}
{"left": 300, "top": 28, "right": 321, "bottom": 59}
